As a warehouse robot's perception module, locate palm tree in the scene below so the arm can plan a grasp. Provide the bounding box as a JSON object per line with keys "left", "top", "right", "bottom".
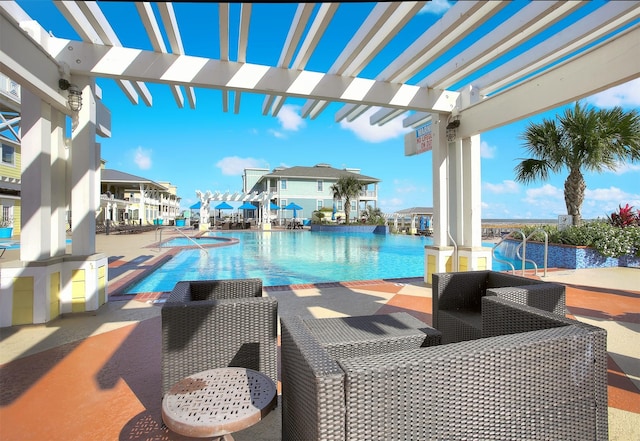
{"left": 330, "top": 176, "right": 364, "bottom": 224}
{"left": 515, "top": 102, "right": 640, "bottom": 225}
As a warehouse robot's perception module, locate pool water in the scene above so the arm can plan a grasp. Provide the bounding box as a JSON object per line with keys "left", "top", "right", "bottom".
{"left": 125, "top": 231, "right": 524, "bottom": 293}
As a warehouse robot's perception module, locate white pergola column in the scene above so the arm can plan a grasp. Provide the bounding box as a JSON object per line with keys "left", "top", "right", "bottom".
{"left": 457, "top": 134, "right": 492, "bottom": 270}
{"left": 51, "top": 108, "right": 67, "bottom": 257}
{"left": 19, "top": 88, "right": 52, "bottom": 262}
{"left": 71, "top": 78, "right": 99, "bottom": 256}
{"left": 425, "top": 113, "right": 455, "bottom": 283}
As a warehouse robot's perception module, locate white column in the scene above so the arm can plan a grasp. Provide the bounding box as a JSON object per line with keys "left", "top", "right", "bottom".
{"left": 451, "top": 138, "right": 463, "bottom": 245}
{"left": 431, "top": 113, "right": 449, "bottom": 247}
{"left": 463, "top": 135, "right": 482, "bottom": 247}
{"left": 51, "top": 108, "right": 67, "bottom": 257}
{"left": 19, "top": 88, "right": 52, "bottom": 261}
{"left": 71, "top": 78, "right": 98, "bottom": 256}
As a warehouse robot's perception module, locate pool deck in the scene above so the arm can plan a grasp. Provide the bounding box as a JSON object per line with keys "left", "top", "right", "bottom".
{"left": 0, "top": 228, "right": 638, "bottom": 440}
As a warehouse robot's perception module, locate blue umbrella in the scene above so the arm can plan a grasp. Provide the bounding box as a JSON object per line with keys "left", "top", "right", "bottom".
{"left": 332, "top": 203, "right": 336, "bottom": 220}
{"left": 270, "top": 202, "right": 280, "bottom": 210}
{"left": 190, "top": 201, "right": 201, "bottom": 210}
{"left": 215, "top": 201, "right": 233, "bottom": 210}
{"left": 238, "top": 202, "right": 257, "bottom": 210}
{"left": 284, "top": 202, "right": 303, "bottom": 218}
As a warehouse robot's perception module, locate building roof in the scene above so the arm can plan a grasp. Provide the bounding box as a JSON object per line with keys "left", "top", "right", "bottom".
{"left": 395, "top": 207, "right": 434, "bottom": 216}
{"left": 260, "top": 164, "right": 380, "bottom": 184}
{"left": 101, "top": 169, "right": 167, "bottom": 190}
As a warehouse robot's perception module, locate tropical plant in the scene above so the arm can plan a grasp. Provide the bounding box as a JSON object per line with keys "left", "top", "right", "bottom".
{"left": 361, "top": 205, "right": 386, "bottom": 225}
{"left": 512, "top": 221, "right": 640, "bottom": 258}
{"left": 607, "top": 203, "right": 640, "bottom": 228}
{"left": 330, "top": 176, "right": 364, "bottom": 225}
{"left": 0, "top": 216, "right": 13, "bottom": 228}
{"left": 515, "top": 102, "right": 640, "bottom": 226}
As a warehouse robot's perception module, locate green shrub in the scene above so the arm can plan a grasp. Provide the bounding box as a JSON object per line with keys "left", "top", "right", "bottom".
{"left": 514, "top": 221, "right": 640, "bottom": 258}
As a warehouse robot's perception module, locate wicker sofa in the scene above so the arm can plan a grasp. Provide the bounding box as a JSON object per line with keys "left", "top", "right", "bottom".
{"left": 280, "top": 300, "right": 607, "bottom": 440}
{"left": 161, "top": 278, "right": 278, "bottom": 395}
{"left": 432, "top": 270, "right": 566, "bottom": 343}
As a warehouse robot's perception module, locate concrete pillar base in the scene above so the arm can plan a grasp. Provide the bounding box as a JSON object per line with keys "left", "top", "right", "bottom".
{"left": 199, "top": 223, "right": 210, "bottom": 232}
{"left": 262, "top": 222, "right": 272, "bottom": 231}
{"left": 424, "top": 245, "right": 455, "bottom": 284}
{"left": 457, "top": 246, "right": 493, "bottom": 272}
{"left": 0, "top": 254, "right": 108, "bottom": 327}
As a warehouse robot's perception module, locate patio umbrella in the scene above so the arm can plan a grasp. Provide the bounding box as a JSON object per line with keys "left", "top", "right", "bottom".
{"left": 190, "top": 201, "right": 201, "bottom": 210}
{"left": 238, "top": 202, "right": 257, "bottom": 210}
{"left": 269, "top": 202, "right": 280, "bottom": 210}
{"left": 284, "top": 202, "right": 303, "bottom": 218}
{"left": 215, "top": 201, "right": 233, "bottom": 218}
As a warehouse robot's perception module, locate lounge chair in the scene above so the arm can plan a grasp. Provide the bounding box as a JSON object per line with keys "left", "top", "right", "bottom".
{"left": 280, "top": 299, "right": 607, "bottom": 440}
{"left": 161, "top": 278, "right": 278, "bottom": 395}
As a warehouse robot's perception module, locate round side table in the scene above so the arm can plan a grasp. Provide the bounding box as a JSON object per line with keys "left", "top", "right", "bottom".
{"left": 162, "top": 367, "right": 277, "bottom": 440}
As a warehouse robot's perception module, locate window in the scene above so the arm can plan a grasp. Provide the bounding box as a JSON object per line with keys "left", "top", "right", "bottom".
{"left": 317, "top": 180, "right": 323, "bottom": 191}
{"left": 337, "top": 200, "right": 343, "bottom": 211}
{"left": 317, "top": 200, "right": 323, "bottom": 210}
{"left": 280, "top": 179, "right": 287, "bottom": 190}
{"left": 1, "top": 144, "right": 15, "bottom": 166}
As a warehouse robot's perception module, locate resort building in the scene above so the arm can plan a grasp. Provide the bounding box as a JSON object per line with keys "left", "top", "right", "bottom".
{"left": 243, "top": 164, "right": 380, "bottom": 222}
{"left": 100, "top": 168, "right": 181, "bottom": 227}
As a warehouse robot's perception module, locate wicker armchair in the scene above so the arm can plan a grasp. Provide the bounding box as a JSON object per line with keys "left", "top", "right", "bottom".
{"left": 281, "top": 300, "right": 607, "bottom": 441}
{"left": 161, "top": 278, "right": 277, "bottom": 395}
{"left": 432, "top": 270, "right": 566, "bottom": 343}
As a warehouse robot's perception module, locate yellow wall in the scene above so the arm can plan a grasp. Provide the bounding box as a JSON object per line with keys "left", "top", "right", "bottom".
{"left": 50, "top": 272, "right": 60, "bottom": 319}
{"left": 98, "top": 265, "right": 106, "bottom": 305}
{"left": 71, "top": 269, "right": 86, "bottom": 312}
{"left": 12, "top": 277, "right": 33, "bottom": 325}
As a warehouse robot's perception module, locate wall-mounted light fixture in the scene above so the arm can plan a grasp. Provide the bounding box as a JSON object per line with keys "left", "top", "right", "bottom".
{"left": 58, "top": 79, "right": 82, "bottom": 112}
{"left": 446, "top": 119, "right": 460, "bottom": 130}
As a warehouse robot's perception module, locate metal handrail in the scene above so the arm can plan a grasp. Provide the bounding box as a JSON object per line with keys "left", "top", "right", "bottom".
{"left": 157, "top": 226, "right": 208, "bottom": 254}
{"left": 491, "top": 231, "right": 519, "bottom": 274}
{"left": 522, "top": 229, "right": 548, "bottom": 277}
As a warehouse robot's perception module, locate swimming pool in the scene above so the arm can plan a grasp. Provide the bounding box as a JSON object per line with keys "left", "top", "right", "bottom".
{"left": 125, "top": 231, "right": 523, "bottom": 294}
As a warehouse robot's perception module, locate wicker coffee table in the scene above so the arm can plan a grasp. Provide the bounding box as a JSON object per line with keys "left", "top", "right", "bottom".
{"left": 162, "top": 367, "right": 277, "bottom": 440}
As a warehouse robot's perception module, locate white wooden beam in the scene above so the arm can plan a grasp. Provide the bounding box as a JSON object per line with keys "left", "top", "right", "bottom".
{"left": 457, "top": 25, "right": 640, "bottom": 138}
{"left": 0, "top": 14, "right": 68, "bottom": 113}
{"left": 475, "top": 1, "right": 640, "bottom": 97}
{"left": 54, "top": 1, "right": 142, "bottom": 104}
{"left": 262, "top": 3, "right": 314, "bottom": 115}
{"left": 52, "top": 38, "right": 460, "bottom": 112}
{"left": 219, "top": 3, "right": 229, "bottom": 113}
{"left": 157, "top": 3, "right": 194, "bottom": 109}
{"left": 273, "top": 2, "right": 338, "bottom": 116}
{"left": 426, "top": 0, "right": 587, "bottom": 90}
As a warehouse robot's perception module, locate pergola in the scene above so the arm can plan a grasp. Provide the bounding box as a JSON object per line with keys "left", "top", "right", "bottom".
{"left": 0, "top": 1, "right": 638, "bottom": 325}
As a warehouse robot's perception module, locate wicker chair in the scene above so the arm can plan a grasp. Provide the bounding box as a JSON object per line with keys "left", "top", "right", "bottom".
{"left": 281, "top": 300, "right": 607, "bottom": 441}
{"left": 161, "top": 278, "right": 278, "bottom": 395}
{"left": 432, "top": 270, "right": 566, "bottom": 343}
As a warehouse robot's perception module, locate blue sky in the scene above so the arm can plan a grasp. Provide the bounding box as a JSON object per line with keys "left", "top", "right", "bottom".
{"left": 18, "top": 0, "right": 640, "bottom": 219}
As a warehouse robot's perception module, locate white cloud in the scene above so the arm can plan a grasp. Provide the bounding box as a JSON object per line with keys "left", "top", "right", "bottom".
{"left": 340, "top": 108, "right": 412, "bottom": 143}
{"left": 586, "top": 78, "right": 640, "bottom": 108}
{"left": 420, "top": 0, "right": 452, "bottom": 15}
{"left": 268, "top": 129, "right": 286, "bottom": 139}
{"left": 524, "top": 184, "right": 563, "bottom": 201}
{"left": 611, "top": 161, "right": 640, "bottom": 175}
{"left": 215, "top": 156, "right": 267, "bottom": 176}
{"left": 483, "top": 180, "right": 519, "bottom": 194}
{"left": 133, "top": 146, "right": 152, "bottom": 170}
{"left": 277, "top": 105, "right": 306, "bottom": 131}
{"left": 480, "top": 140, "right": 497, "bottom": 158}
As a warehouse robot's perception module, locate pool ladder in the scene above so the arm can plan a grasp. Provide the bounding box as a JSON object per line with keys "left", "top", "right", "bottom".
{"left": 492, "top": 229, "right": 548, "bottom": 277}
{"left": 156, "top": 226, "right": 208, "bottom": 254}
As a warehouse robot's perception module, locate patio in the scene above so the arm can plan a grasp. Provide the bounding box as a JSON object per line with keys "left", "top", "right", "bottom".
{"left": 0, "top": 231, "right": 638, "bottom": 440}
